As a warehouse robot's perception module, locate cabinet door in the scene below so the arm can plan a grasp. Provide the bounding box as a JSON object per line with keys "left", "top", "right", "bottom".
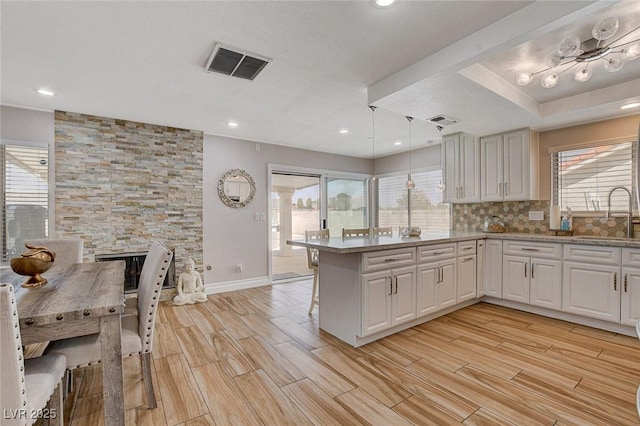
{"left": 502, "top": 255, "right": 529, "bottom": 303}
{"left": 457, "top": 254, "right": 477, "bottom": 302}
{"left": 391, "top": 266, "right": 416, "bottom": 326}
{"left": 621, "top": 267, "right": 640, "bottom": 326}
{"left": 417, "top": 263, "right": 438, "bottom": 317}
{"left": 503, "top": 130, "right": 528, "bottom": 201}
{"left": 438, "top": 259, "right": 457, "bottom": 309}
{"left": 442, "top": 135, "right": 459, "bottom": 203}
{"left": 477, "top": 241, "right": 485, "bottom": 297}
{"left": 529, "top": 258, "right": 562, "bottom": 310}
{"left": 562, "top": 262, "right": 620, "bottom": 323}
{"left": 484, "top": 240, "right": 503, "bottom": 298}
{"left": 480, "top": 134, "right": 503, "bottom": 201}
{"left": 459, "top": 133, "right": 480, "bottom": 202}
{"left": 361, "top": 270, "right": 392, "bottom": 336}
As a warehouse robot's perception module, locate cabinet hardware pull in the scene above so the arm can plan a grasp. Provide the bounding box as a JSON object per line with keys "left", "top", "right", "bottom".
{"left": 384, "top": 258, "right": 398, "bottom": 262}
{"left": 389, "top": 277, "right": 393, "bottom": 295}
{"left": 499, "top": 183, "right": 503, "bottom": 196}
{"left": 531, "top": 263, "right": 534, "bottom": 279}
{"left": 505, "top": 182, "right": 508, "bottom": 195}
{"left": 461, "top": 246, "right": 473, "bottom": 251}
{"left": 524, "top": 262, "right": 527, "bottom": 277}
{"left": 625, "top": 274, "right": 628, "bottom": 292}
{"left": 463, "top": 257, "right": 474, "bottom": 262}
{"left": 461, "top": 186, "right": 465, "bottom": 198}
{"left": 455, "top": 187, "right": 459, "bottom": 199}
{"left": 614, "top": 273, "right": 617, "bottom": 290}
{"left": 433, "top": 250, "right": 445, "bottom": 255}
{"left": 437, "top": 266, "right": 442, "bottom": 283}
{"left": 394, "top": 276, "right": 398, "bottom": 294}
{"left": 521, "top": 247, "right": 540, "bottom": 251}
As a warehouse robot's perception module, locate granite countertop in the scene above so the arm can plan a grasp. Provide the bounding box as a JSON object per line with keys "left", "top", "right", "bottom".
{"left": 287, "top": 230, "right": 640, "bottom": 253}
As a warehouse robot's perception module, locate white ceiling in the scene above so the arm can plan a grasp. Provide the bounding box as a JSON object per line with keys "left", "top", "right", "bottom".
{"left": 2, "top": 1, "right": 640, "bottom": 159}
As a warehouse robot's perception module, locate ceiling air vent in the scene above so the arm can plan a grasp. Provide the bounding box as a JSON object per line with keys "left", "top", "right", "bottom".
{"left": 427, "top": 115, "right": 458, "bottom": 126}
{"left": 205, "top": 43, "right": 271, "bottom": 81}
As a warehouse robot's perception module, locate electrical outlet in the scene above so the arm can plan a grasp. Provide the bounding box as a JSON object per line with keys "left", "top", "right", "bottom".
{"left": 529, "top": 210, "right": 544, "bottom": 221}
{"left": 254, "top": 212, "right": 260, "bottom": 221}
{"left": 259, "top": 212, "right": 265, "bottom": 221}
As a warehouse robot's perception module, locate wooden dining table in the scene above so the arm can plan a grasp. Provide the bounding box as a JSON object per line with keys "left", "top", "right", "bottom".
{"left": 1, "top": 260, "right": 126, "bottom": 426}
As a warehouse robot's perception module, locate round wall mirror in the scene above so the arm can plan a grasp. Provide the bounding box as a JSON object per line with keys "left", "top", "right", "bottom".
{"left": 217, "top": 169, "right": 256, "bottom": 208}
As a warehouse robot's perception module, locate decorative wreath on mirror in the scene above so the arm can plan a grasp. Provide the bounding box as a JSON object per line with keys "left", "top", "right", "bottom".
{"left": 217, "top": 168, "right": 256, "bottom": 208}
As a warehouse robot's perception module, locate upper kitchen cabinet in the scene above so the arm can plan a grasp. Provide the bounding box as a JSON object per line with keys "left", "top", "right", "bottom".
{"left": 441, "top": 132, "right": 480, "bottom": 203}
{"left": 480, "top": 129, "right": 539, "bottom": 201}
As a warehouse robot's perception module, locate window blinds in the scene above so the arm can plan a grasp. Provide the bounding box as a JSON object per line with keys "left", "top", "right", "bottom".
{"left": 2, "top": 144, "right": 49, "bottom": 263}
{"left": 377, "top": 170, "right": 450, "bottom": 231}
{"left": 552, "top": 141, "right": 636, "bottom": 213}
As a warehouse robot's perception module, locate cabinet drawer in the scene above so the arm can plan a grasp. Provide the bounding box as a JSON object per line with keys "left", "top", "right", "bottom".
{"left": 564, "top": 244, "right": 621, "bottom": 265}
{"left": 622, "top": 248, "right": 640, "bottom": 267}
{"left": 457, "top": 241, "right": 477, "bottom": 255}
{"left": 362, "top": 248, "right": 416, "bottom": 273}
{"left": 418, "top": 243, "right": 456, "bottom": 263}
{"left": 503, "top": 240, "right": 561, "bottom": 259}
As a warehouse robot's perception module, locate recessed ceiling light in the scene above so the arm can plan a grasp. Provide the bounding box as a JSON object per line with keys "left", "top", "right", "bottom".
{"left": 394, "top": 140, "right": 402, "bottom": 146}
{"left": 375, "top": 0, "right": 396, "bottom": 7}
{"left": 620, "top": 102, "right": 640, "bottom": 110}
{"left": 37, "top": 88, "right": 54, "bottom": 96}
{"left": 339, "top": 129, "right": 349, "bottom": 134}
{"left": 227, "top": 121, "right": 238, "bottom": 128}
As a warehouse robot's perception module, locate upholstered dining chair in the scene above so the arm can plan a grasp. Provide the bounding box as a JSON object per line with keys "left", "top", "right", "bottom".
{"left": 46, "top": 240, "right": 173, "bottom": 409}
{"left": 1, "top": 283, "right": 67, "bottom": 426}
{"left": 24, "top": 238, "right": 83, "bottom": 265}
{"left": 342, "top": 228, "right": 370, "bottom": 238}
{"left": 373, "top": 227, "right": 393, "bottom": 236}
{"left": 305, "top": 229, "right": 330, "bottom": 314}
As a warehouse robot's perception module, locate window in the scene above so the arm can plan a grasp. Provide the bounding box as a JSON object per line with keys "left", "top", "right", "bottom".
{"left": 326, "top": 177, "right": 369, "bottom": 237}
{"left": 377, "top": 169, "right": 450, "bottom": 231}
{"left": 1, "top": 144, "right": 49, "bottom": 263}
{"left": 552, "top": 140, "right": 636, "bottom": 213}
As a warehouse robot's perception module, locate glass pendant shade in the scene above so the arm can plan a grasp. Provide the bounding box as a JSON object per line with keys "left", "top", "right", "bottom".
{"left": 574, "top": 66, "right": 593, "bottom": 82}
{"left": 558, "top": 36, "right": 581, "bottom": 56}
{"left": 592, "top": 17, "right": 619, "bottom": 41}
{"left": 623, "top": 45, "right": 640, "bottom": 61}
{"left": 517, "top": 72, "right": 533, "bottom": 86}
{"left": 541, "top": 73, "right": 558, "bottom": 88}
{"left": 406, "top": 175, "right": 415, "bottom": 189}
{"left": 604, "top": 57, "right": 624, "bottom": 72}
{"left": 545, "top": 52, "right": 562, "bottom": 67}
{"left": 436, "top": 181, "right": 446, "bottom": 192}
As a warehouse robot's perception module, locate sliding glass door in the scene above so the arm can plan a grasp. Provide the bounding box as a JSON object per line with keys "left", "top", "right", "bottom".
{"left": 325, "top": 177, "right": 369, "bottom": 237}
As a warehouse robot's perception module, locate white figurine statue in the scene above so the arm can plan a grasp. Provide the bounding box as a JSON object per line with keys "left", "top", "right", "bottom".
{"left": 173, "top": 257, "right": 207, "bottom": 305}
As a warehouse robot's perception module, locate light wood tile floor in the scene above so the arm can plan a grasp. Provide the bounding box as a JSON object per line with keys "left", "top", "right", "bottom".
{"left": 60, "top": 279, "right": 640, "bottom": 425}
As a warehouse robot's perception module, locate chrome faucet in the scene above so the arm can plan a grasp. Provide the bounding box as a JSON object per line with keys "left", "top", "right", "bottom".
{"left": 606, "top": 186, "right": 634, "bottom": 238}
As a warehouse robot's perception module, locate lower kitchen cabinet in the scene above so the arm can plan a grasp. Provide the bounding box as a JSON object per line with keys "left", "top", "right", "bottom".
{"left": 503, "top": 255, "right": 529, "bottom": 303}
{"left": 483, "top": 239, "right": 503, "bottom": 298}
{"left": 457, "top": 254, "right": 477, "bottom": 302}
{"left": 562, "top": 261, "right": 620, "bottom": 322}
{"left": 621, "top": 267, "right": 640, "bottom": 326}
{"left": 361, "top": 265, "right": 416, "bottom": 336}
{"left": 416, "top": 259, "right": 456, "bottom": 317}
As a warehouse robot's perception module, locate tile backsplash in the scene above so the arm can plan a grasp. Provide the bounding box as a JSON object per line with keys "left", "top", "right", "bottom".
{"left": 452, "top": 200, "right": 634, "bottom": 237}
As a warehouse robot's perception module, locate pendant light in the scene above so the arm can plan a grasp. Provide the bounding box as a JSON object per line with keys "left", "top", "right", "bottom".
{"left": 405, "top": 116, "right": 415, "bottom": 189}
{"left": 434, "top": 125, "right": 446, "bottom": 192}
{"left": 369, "top": 105, "right": 377, "bottom": 181}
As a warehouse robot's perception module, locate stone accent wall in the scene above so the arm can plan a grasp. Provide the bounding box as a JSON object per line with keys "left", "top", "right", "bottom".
{"left": 452, "top": 200, "right": 634, "bottom": 237}
{"left": 54, "top": 111, "right": 203, "bottom": 281}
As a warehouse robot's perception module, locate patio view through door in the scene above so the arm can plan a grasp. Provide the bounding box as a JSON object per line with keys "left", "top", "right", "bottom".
{"left": 325, "top": 177, "right": 369, "bottom": 237}
{"left": 271, "top": 172, "right": 321, "bottom": 281}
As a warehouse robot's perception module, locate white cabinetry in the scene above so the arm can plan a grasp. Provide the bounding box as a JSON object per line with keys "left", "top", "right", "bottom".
{"left": 621, "top": 248, "right": 640, "bottom": 326}
{"left": 477, "top": 240, "right": 485, "bottom": 297}
{"left": 416, "top": 243, "right": 457, "bottom": 317}
{"left": 483, "top": 239, "right": 503, "bottom": 298}
{"left": 480, "top": 129, "right": 539, "bottom": 201}
{"left": 562, "top": 245, "right": 621, "bottom": 323}
{"left": 502, "top": 241, "right": 562, "bottom": 310}
{"left": 361, "top": 248, "right": 416, "bottom": 337}
{"left": 442, "top": 133, "right": 480, "bottom": 203}
{"left": 457, "top": 241, "right": 477, "bottom": 302}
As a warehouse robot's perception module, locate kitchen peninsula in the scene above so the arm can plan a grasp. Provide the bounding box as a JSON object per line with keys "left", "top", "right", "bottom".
{"left": 288, "top": 231, "right": 640, "bottom": 347}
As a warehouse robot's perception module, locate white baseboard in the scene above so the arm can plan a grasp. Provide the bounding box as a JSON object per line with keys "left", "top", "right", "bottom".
{"left": 204, "top": 276, "right": 270, "bottom": 294}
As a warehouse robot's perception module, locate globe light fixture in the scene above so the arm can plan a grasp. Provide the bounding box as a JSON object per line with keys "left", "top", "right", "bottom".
{"left": 405, "top": 116, "right": 414, "bottom": 189}
{"left": 516, "top": 17, "right": 640, "bottom": 89}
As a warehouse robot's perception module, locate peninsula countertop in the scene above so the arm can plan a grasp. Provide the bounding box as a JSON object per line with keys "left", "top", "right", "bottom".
{"left": 287, "top": 230, "right": 640, "bottom": 253}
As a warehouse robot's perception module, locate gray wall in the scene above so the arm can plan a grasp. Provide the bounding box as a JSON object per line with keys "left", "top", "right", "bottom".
{"left": 1, "top": 106, "right": 54, "bottom": 144}
{"left": 373, "top": 144, "right": 441, "bottom": 175}
{"left": 203, "top": 134, "right": 372, "bottom": 285}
